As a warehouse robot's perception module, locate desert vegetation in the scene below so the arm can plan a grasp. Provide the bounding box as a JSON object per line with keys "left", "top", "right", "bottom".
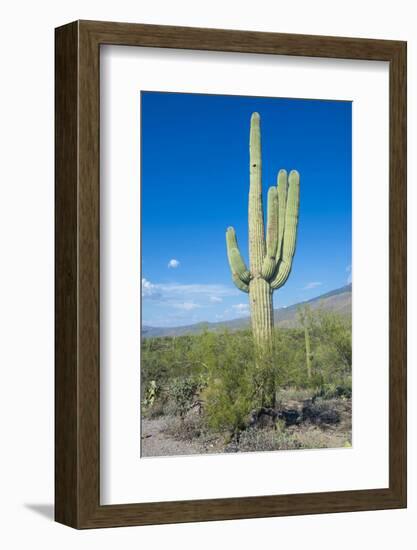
{"left": 141, "top": 307, "right": 352, "bottom": 457}
{"left": 141, "top": 113, "right": 351, "bottom": 457}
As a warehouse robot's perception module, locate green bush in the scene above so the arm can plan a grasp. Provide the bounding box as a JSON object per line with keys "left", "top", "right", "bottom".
{"left": 314, "top": 381, "right": 352, "bottom": 401}
{"left": 169, "top": 376, "right": 205, "bottom": 418}
{"left": 143, "top": 379, "right": 159, "bottom": 407}
{"left": 202, "top": 330, "right": 258, "bottom": 434}
{"left": 141, "top": 309, "right": 352, "bottom": 435}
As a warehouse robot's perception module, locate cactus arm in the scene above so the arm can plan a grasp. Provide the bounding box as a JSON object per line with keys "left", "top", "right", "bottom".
{"left": 277, "top": 169, "right": 288, "bottom": 260}
{"left": 248, "top": 112, "right": 266, "bottom": 275}
{"left": 226, "top": 227, "right": 251, "bottom": 284}
{"left": 261, "top": 186, "right": 279, "bottom": 280}
{"left": 230, "top": 248, "right": 251, "bottom": 283}
{"left": 232, "top": 273, "right": 249, "bottom": 293}
{"left": 270, "top": 170, "right": 300, "bottom": 289}
{"left": 225, "top": 228, "right": 250, "bottom": 293}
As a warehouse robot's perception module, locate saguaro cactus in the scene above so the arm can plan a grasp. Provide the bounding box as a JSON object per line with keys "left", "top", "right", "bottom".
{"left": 226, "top": 112, "right": 300, "bottom": 351}
{"left": 298, "top": 306, "right": 313, "bottom": 380}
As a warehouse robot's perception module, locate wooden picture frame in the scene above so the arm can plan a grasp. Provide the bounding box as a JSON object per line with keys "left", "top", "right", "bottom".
{"left": 55, "top": 20, "right": 407, "bottom": 529}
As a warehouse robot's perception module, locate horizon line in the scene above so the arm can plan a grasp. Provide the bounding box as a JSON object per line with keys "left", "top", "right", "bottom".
{"left": 142, "top": 282, "right": 352, "bottom": 330}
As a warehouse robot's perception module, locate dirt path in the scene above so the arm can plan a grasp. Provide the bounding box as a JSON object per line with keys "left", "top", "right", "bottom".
{"left": 141, "top": 417, "right": 209, "bottom": 457}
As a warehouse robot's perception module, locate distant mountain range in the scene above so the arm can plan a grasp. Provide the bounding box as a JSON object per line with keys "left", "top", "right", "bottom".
{"left": 142, "top": 283, "right": 352, "bottom": 339}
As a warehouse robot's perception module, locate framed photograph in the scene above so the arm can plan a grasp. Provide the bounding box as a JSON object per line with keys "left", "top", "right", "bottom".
{"left": 55, "top": 20, "right": 406, "bottom": 528}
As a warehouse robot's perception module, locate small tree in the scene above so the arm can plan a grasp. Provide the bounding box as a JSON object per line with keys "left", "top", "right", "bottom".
{"left": 309, "top": 309, "right": 352, "bottom": 386}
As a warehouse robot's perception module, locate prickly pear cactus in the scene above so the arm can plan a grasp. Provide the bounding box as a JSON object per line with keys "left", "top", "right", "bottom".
{"left": 226, "top": 112, "right": 300, "bottom": 350}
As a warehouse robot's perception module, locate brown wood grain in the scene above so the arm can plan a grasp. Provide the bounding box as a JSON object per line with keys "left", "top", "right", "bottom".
{"left": 55, "top": 20, "right": 407, "bottom": 529}
{"left": 55, "top": 21, "right": 79, "bottom": 527}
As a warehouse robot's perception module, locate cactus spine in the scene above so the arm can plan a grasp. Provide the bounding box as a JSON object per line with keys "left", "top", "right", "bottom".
{"left": 226, "top": 112, "right": 300, "bottom": 352}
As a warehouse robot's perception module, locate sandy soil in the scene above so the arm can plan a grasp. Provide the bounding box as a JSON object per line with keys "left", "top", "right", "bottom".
{"left": 141, "top": 398, "right": 352, "bottom": 458}
{"left": 141, "top": 417, "right": 211, "bottom": 457}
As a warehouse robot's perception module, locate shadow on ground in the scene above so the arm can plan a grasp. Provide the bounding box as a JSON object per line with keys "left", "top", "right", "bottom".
{"left": 24, "top": 504, "right": 54, "bottom": 521}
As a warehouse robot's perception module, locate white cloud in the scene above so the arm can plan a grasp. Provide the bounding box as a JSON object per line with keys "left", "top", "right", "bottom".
{"left": 218, "top": 303, "right": 250, "bottom": 320}
{"left": 143, "top": 313, "right": 198, "bottom": 328}
{"left": 231, "top": 303, "right": 250, "bottom": 317}
{"left": 172, "top": 301, "right": 200, "bottom": 311}
{"left": 168, "top": 259, "right": 180, "bottom": 269}
{"left": 141, "top": 278, "right": 161, "bottom": 299}
{"left": 142, "top": 277, "right": 240, "bottom": 325}
{"left": 141, "top": 278, "right": 238, "bottom": 303}
{"left": 159, "top": 283, "right": 236, "bottom": 297}
{"left": 302, "top": 281, "right": 322, "bottom": 290}
{"left": 232, "top": 303, "right": 249, "bottom": 312}
{"left": 142, "top": 278, "right": 245, "bottom": 326}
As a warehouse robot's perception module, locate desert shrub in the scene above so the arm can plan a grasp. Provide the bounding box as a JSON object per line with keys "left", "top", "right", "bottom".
{"left": 141, "top": 378, "right": 168, "bottom": 418}
{"left": 314, "top": 381, "right": 352, "bottom": 401}
{"left": 143, "top": 379, "right": 160, "bottom": 408}
{"left": 141, "top": 309, "right": 352, "bottom": 434}
{"left": 236, "top": 422, "right": 346, "bottom": 453}
{"left": 236, "top": 427, "right": 283, "bottom": 452}
{"left": 273, "top": 329, "right": 305, "bottom": 387}
{"left": 168, "top": 376, "right": 205, "bottom": 418}
{"left": 141, "top": 335, "right": 205, "bottom": 382}
{"left": 272, "top": 309, "right": 352, "bottom": 390}
{"left": 310, "top": 310, "right": 352, "bottom": 381}
{"left": 336, "top": 379, "right": 352, "bottom": 398}
{"left": 237, "top": 420, "right": 320, "bottom": 452}
{"left": 276, "top": 387, "right": 314, "bottom": 404}
{"left": 302, "top": 399, "right": 340, "bottom": 425}
{"left": 144, "top": 399, "right": 166, "bottom": 419}
{"left": 162, "top": 414, "right": 203, "bottom": 442}
{"left": 203, "top": 330, "right": 257, "bottom": 434}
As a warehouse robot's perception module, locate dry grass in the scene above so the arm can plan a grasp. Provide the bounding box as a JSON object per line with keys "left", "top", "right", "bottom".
{"left": 235, "top": 416, "right": 351, "bottom": 453}
{"left": 143, "top": 392, "right": 352, "bottom": 456}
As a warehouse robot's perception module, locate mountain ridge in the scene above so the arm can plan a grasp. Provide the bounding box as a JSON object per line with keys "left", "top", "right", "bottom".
{"left": 142, "top": 283, "right": 351, "bottom": 339}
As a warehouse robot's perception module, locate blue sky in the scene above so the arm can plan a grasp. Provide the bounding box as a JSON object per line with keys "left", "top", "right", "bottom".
{"left": 141, "top": 91, "right": 352, "bottom": 327}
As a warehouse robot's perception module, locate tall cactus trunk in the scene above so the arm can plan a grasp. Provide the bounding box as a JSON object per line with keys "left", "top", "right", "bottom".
{"left": 250, "top": 278, "right": 275, "bottom": 407}
{"left": 249, "top": 278, "right": 274, "bottom": 350}
{"left": 248, "top": 113, "right": 274, "bottom": 352}
{"left": 248, "top": 113, "right": 266, "bottom": 277}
